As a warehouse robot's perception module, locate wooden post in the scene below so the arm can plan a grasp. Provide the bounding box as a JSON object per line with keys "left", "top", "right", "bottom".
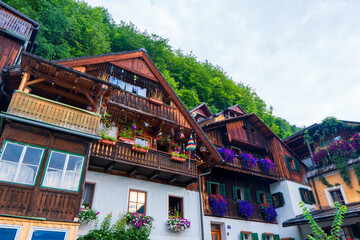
{"left": 19, "top": 71, "right": 31, "bottom": 91}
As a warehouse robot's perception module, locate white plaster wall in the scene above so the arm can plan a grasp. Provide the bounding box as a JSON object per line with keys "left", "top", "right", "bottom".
{"left": 270, "top": 180, "right": 316, "bottom": 240}
{"left": 77, "top": 170, "right": 202, "bottom": 240}
{"left": 203, "top": 216, "right": 280, "bottom": 240}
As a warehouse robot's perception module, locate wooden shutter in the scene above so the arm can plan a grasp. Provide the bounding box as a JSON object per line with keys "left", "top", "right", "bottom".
{"left": 278, "top": 192, "right": 285, "bottom": 207}
{"left": 308, "top": 190, "right": 315, "bottom": 204}
{"left": 294, "top": 158, "right": 301, "bottom": 171}
{"left": 219, "top": 184, "right": 226, "bottom": 197}
{"left": 266, "top": 193, "right": 273, "bottom": 205}
{"left": 233, "top": 187, "right": 238, "bottom": 201}
{"left": 285, "top": 156, "right": 291, "bottom": 170}
{"left": 256, "top": 191, "right": 261, "bottom": 204}
{"left": 262, "top": 233, "right": 266, "bottom": 240}
{"left": 206, "top": 182, "right": 211, "bottom": 195}
{"left": 240, "top": 231, "right": 244, "bottom": 240}
{"left": 252, "top": 233, "right": 259, "bottom": 240}
{"left": 274, "top": 234, "right": 280, "bottom": 240}
{"left": 244, "top": 188, "right": 251, "bottom": 201}
{"left": 299, "top": 188, "right": 306, "bottom": 202}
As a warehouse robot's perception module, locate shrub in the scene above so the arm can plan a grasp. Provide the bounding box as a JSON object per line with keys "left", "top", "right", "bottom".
{"left": 237, "top": 200, "right": 254, "bottom": 219}
{"left": 218, "top": 148, "right": 236, "bottom": 163}
{"left": 260, "top": 203, "right": 277, "bottom": 223}
{"left": 208, "top": 194, "right": 228, "bottom": 217}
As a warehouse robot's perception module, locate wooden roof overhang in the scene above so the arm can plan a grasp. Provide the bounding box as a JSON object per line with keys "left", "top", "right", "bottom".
{"left": 56, "top": 50, "right": 224, "bottom": 167}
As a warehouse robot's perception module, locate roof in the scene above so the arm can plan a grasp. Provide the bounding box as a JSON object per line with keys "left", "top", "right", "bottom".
{"left": 0, "top": 1, "right": 39, "bottom": 26}
{"left": 283, "top": 202, "right": 360, "bottom": 227}
{"left": 190, "top": 102, "right": 213, "bottom": 117}
{"left": 214, "top": 104, "right": 246, "bottom": 117}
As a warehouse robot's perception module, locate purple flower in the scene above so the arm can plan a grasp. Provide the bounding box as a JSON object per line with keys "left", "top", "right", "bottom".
{"left": 237, "top": 200, "right": 255, "bottom": 219}
{"left": 208, "top": 194, "right": 228, "bottom": 217}
{"left": 238, "top": 153, "right": 257, "bottom": 169}
{"left": 260, "top": 203, "right": 277, "bottom": 223}
{"left": 218, "top": 148, "right": 236, "bottom": 163}
{"left": 257, "top": 158, "right": 275, "bottom": 174}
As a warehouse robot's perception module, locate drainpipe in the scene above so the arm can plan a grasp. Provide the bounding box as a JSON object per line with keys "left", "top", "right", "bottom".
{"left": 198, "top": 161, "right": 223, "bottom": 240}
{"left": 311, "top": 177, "right": 322, "bottom": 211}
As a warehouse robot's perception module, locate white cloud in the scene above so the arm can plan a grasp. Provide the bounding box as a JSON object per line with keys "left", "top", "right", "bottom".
{"left": 86, "top": 0, "right": 360, "bottom": 127}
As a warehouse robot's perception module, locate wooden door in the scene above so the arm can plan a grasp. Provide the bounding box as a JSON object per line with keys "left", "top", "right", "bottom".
{"left": 211, "top": 224, "right": 222, "bottom": 240}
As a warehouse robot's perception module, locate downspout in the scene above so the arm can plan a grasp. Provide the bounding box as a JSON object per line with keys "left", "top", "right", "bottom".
{"left": 198, "top": 161, "right": 223, "bottom": 240}
{"left": 311, "top": 177, "right": 322, "bottom": 211}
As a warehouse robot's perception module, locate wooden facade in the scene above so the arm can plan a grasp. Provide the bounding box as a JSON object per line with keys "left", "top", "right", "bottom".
{"left": 0, "top": 122, "right": 91, "bottom": 221}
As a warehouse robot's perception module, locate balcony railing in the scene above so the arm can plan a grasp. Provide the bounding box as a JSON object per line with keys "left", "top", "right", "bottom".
{"left": 7, "top": 91, "right": 101, "bottom": 135}
{"left": 225, "top": 157, "right": 278, "bottom": 178}
{"left": 91, "top": 141, "right": 197, "bottom": 177}
{"left": 0, "top": 9, "right": 33, "bottom": 38}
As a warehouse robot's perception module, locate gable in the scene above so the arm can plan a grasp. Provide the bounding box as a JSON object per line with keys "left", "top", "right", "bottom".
{"left": 228, "top": 105, "right": 246, "bottom": 115}
{"left": 111, "top": 58, "right": 157, "bottom": 82}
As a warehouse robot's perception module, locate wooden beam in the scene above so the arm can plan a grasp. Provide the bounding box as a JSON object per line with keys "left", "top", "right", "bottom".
{"left": 18, "top": 71, "right": 30, "bottom": 91}
{"left": 148, "top": 171, "right": 160, "bottom": 180}
{"left": 85, "top": 93, "right": 96, "bottom": 108}
{"left": 105, "top": 162, "right": 116, "bottom": 172}
{"left": 128, "top": 167, "right": 139, "bottom": 176}
{"left": 33, "top": 84, "right": 89, "bottom": 105}
{"left": 168, "top": 175, "right": 179, "bottom": 184}
{"left": 25, "top": 78, "right": 46, "bottom": 86}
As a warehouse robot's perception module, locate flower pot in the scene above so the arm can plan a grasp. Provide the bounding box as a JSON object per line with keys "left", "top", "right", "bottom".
{"left": 171, "top": 156, "right": 186, "bottom": 162}
{"left": 99, "top": 139, "right": 116, "bottom": 146}
{"left": 118, "top": 137, "right": 134, "bottom": 143}
{"left": 132, "top": 146, "right": 149, "bottom": 153}
{"left": 149, "top": 97, "right": 163, "bottom": 105}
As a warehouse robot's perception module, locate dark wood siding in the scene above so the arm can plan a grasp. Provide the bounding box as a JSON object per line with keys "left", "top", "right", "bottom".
{"left": 0, "top": 122, "right": 92, "bottom": 221}
{"left": 0, "top": 33, "right": 22, "bottom": 70}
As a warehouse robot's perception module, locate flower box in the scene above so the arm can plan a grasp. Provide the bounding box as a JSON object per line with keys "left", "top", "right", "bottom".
{"left": 170, "top": 156, "right": 186, "bottom": 162}
{"left": 99, "top": 139, "right": 116, "bottom": 146}
{"left": 118, "top": 137, "right": 134, "bottom": 143}
{"left": 149, "top": 97, "right": 163, "bottom": 105}
{"left": 132, "top": 146, "right": 148, "bottom": 153}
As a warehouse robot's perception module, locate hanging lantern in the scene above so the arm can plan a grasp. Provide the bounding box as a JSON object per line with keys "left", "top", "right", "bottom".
{"left": 179, "top": 127, "right": 185, "bottom": 139}
{"left": 186, "top": 135, "right": 196, "bottom": 151}
{"left": 132, "top": 121, "right": 136, "bottom": 131}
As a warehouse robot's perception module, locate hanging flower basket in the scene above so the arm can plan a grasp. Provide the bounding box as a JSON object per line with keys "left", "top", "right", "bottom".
{"left": 99, "top": 139, "right": 116, "bottom": 146}
{"left": 132, "top": 145, "right": 149, "bottom": 153}
{"left": 149, "top": 97, "right": 163, "bottom": 105}
{"left": 237, "top": 200, "right": 255, "bottom": 219}
{"left": 260, "top": 203, "right": 277, "bottom": 223}
{"left": 208, "top": 194, "right": 228, "bottom": 217}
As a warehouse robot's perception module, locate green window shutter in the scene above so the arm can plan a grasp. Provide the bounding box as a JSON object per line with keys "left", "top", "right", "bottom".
{"left": 266, "top": 193, "right": 273, "bottom": 205}
{"left": 278, "top": 192, "right": 285, "bottom": 207}
{"left": 285, "top": 156, "right": 291, "bottom": 170}
{"left": 274, "top": 234, "right": 280, "bottom": 240}
{"left": 262, "top": 233, "right": 266, "bottom": 240}
{"left": 308, "top": 190, "right": 316, "bottom": 204}
{"left": 244, "top": 188, "right": 251, "bottom": 201}
{"left": 294, "top": 158, "right": 301, "bottom": 171}
{"left": 219, "top": 184, "right": 226, "bottom": 197}
{"left": 256, "top": 191, "right": 261, "bottom": 204}
{"left": 233, "top": 187, "right": 238, "bottom": 201}
{"left": 299, "top": 188, "right": 306, "bottom": 202}
{"left": 252, "top": 233, "right": 259, "bottom": 240}
{"left": 206, "top": 182, "right": 211, "bottom": 195}
{"left": 240, "top": 231, "right": 244, "bottom": 240}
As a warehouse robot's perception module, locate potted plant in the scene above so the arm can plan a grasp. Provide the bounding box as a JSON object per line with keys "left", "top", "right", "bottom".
{"left": 125, "top": 212, "right": 153, "bottom": 228}
{"left": 217, "top": 147, "right": 236, "bottom": 163}
{"left": 257, "top": 158, "right": 276, "bottom": 174}
{"left": 238, "top": 153, "right": 257, "bottom": 170}
{"left": 159, "top": 134, "right": 172, "bottom": 146}
{"left": 99, "top": 131, "right": 117, "bottom": 146}
{"left": 132, "top": 143, "right": 150, "bottom": 153}
{"left": 118, "top": 125, "right": 134, "bottom": 143}
{"left": 208, "top": 194, "right": 228, "bottom": 217}
{"left": 167, "top": 210, "right": 191, "bottom": 232}
{"left": 171, "top": 151, "right": 188, "bottom": 162}
{"left": 79, "top": 209, "right": 100, "bottom": 224}
{"left": 237, "top": 200, "right": 255, "bottom": 219}
{"left": 149, "top": 88, "right": 163, "bottom": 105}
{"left": 260, "top": 203, "right": 277, "bottom": 223}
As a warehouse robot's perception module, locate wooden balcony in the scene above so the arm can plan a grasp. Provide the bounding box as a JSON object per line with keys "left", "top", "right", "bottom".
{"left": 109, "top": 89, "right": 190, "bottom": 128}
{"left": 221, "top": 157, "right": 279, "bottom": 180}
{"left": 0, "top": 8, "right": 33, "bottom": 39}
{"left": 6, "top": 91, "right": 100, "bottom": 135}
{"left": 91, "top": 141, "right": 197, "bottom": 184}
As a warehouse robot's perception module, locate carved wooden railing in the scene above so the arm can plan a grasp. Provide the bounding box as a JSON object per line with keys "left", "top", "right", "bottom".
{"left": 7, "top": 91, "right": 101, "bottom": 135}
{"left": 0, "top": 9, "right": 33, "bottom": 38}
{"left": 92, "top": 141, "right": 197, "bottom": 177}
{"left": 226, "top": 157, "right": 278, "bottom": 177}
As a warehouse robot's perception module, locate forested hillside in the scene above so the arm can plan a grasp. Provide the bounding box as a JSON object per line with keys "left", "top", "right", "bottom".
{"left": 3, "top": 0, "right": 301, "bottom": 138}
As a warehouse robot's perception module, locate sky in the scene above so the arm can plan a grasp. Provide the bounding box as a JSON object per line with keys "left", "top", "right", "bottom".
{"left": 85, "top": 0, "right": 360, "bottom": 127}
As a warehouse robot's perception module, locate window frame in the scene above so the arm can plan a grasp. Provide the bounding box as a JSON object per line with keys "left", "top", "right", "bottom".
{"left": 0, "top": 224, "right": 21, "bottom": 240}
{"left": 325, "top": 185, "right": 348, "bottom": 207}
{"left": 263, "top": 233, "right": 274, "bottom": 240}
{"left": 0, "top": 140, "right": 45, "bottom": 186}
{"left": 241, "top": 231, "right": 253, "bottom": 240}
{"left": 27, "top": 227, "right": 69, "bottom": 240}
{"left": 81, "top": 182, "right": 96, "bottom": 209}
{"left": 299, "top": 188, "right": 315, "bottom": 205}
{"left": 233, "top": 187, "right": 251, "bottom": 202}
{"left": 272, "top": 192, "right": 285, "bottom": 208}
{"left": 40, "top": 149, "right": 86, "bottom": 192}
{"left": 285, "top": 156, "right": 300, "bottom": 172}
{"left": 128, "top": 189, "right": 147, "bottom": 214}
{"left": 168, "top": 195, "right": 184, "bottom": 218}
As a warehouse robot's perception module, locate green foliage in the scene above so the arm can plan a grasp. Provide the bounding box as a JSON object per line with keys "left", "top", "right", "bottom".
{"left": 332, "top": 155, "right": 352, "bottom": 187}
{"left": 3, "top": 0, "right": 301, "bottom": 138}
{"left": 78, "top": 213, "right": 153, "bottom": 240}
{"left": 300, "top": 201, "right": 347, "bottom": 240}
{"left": 354, "top": 164, "right": 360, "bottom": 186}
{"left": 304, "top": 117, "right": 347, "bottom": 144}
{"left": 319, "top": 175, "right": 333, "bottom": 187}
{"left": 79, "top": 209, "right": 99, "bottom": 224}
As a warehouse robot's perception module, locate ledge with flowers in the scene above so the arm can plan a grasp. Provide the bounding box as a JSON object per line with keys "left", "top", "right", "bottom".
{"left": 166, "top": 210, "right": 191, "bottom": 232}
{"left": 217, "top": 147, "right": 277, "bottom": 176}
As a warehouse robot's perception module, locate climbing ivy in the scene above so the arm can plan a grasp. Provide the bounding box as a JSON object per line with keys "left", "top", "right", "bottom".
{"left": 354, "top": 164, "right": 360, "bottom": 186}
{"left": 300, "top": 201, "right": 347, "bottom": 240}
{"left": 332, "top": 155, "right": 352, "bottom": 187}
{"left": 319, "top": 175, "right": 333, "bottom": 187}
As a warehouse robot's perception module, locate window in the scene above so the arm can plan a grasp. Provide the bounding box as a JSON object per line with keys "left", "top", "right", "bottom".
{"left": 233, "top": 187, "right": 251, "bottom": 201}
{"left": 128, "top": 190, "right": 146, "bottom": 214}
{"left": 0, "top": 141, "right": 44, "bottom": 186}
{"left": 81, "top": 182, "right": 95, "bottom": 209}
{"left": 211, "top": 224, "right": 221, "bottom": 240}
{"left": 299, "top": 188, "right": 315, "bottom": 204}
{"left": 0, "top": 224, "right": 21, "bottom": 240}
{"left": 285, "top": 156, "right": 300, "bottom": 172}
{"left": 330, "top": 189, "right": 346, "bottom": 205}
{"left": 206, "top": 181, "right": 225, "bottom": 196}
{"left": 135, "top": 137, "right": 150, "bottom": 148}
{"left": 262, "top": 233, "right": 274, "bottom": 240}
{"left": 42, "top": 151, "right": 85, "bottom": 192}
{"left": 240, "top": 231, "right": 253, "bottom": 240}
{"left": 272, "top": 192, "right": 285, "bottom": 208}
{"left": 169, "top": 196, "right": 183, "bottom": 218}
{"left": 28, "top": 227, "right": 68, "bottom": 240}
{"left": 256, "top": 191, "right": 272, "bottom": 204}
